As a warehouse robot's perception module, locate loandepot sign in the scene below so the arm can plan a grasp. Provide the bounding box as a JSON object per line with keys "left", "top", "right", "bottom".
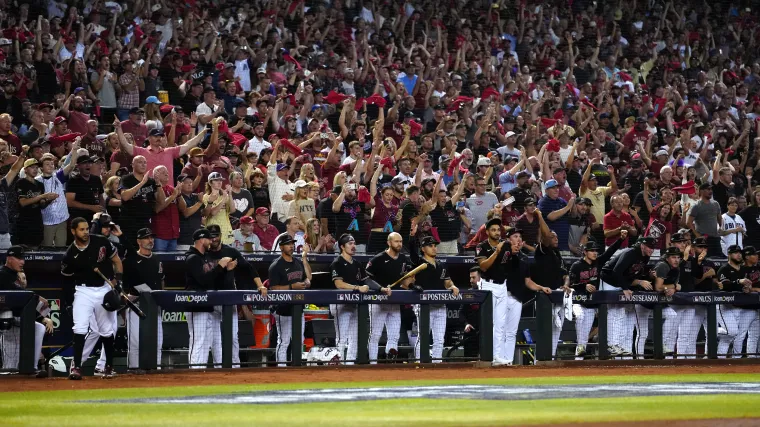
{"left": 106, "top": 383, "right": 760, "bottom": 405}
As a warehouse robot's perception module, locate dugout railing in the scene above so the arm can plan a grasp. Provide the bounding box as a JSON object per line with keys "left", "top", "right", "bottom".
{"left": 0, "top": 291, "right": 41, "bottom": 374}
{"left": 534, "top": 291, "right": 760, "bottom": 361}
{"left": 138, "top": 290, "right": 494, "bottom": 369}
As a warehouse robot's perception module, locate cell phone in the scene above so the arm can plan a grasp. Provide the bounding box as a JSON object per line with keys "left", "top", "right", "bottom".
{"left": 321, "top": 133, "right": 328, "bottom": 139}
{"left": 456, "top": 200, "right": 465, "bottom": 209}
{"left": 502, "top": 196, "right": 515, "bottom": 207}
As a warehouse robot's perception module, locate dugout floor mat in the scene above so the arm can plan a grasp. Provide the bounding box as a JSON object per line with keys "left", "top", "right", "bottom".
{"left": 97, "top": 382, "right": 760, "bottom": 404}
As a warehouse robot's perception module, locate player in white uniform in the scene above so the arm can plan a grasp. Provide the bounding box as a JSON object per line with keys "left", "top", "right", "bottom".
{"left": 720, "top": 197, "right": 745, "bottom": 256}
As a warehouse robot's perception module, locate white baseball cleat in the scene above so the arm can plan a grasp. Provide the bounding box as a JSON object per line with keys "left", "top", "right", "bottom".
{"left": 575, "top": 345, "right": 587, "bottom": 357}
{"left": 491, "top": 357, "right": 511, "bottom": 367}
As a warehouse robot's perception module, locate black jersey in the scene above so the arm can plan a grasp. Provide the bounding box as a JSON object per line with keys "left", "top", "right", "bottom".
{"left": 677, "top": 256, "right": 699, "bottom": 292}
{"left": 531, "top": 244, "right": 567, "bottom": 290}
{"left": 208, "top": 244, "right": 260, "bottom": 291}
{"left": 0, "top": 265, "right": 21, "bottom": 291}
{"left": 717, "top": 263, "right": 745, "bottom": 292}
{"left": 330, "top": 256, "right": 365, "bottom": 286}
{"left": 569, "top": 238, "right": 624, "bottom": 295}
{"left": 694, "top": 258, "right": 719, "bottom": 291}
{"left": 474, "top": 240, "right": 510, "bottom": 284}
{"left": 601, "top": 246, "right": 651, "bottom": 290}
{"left": 123, "top": 252, "right": 164, "bottom": 293}
{"left": 743, "top": 264, "right": 760, "bottom": 286}
{"left": 184, "top": 247, "right": 223, "bottom": 292}
{"left": 366, "top": 251, "right": 410, "bottom": 287}
{"left": 61, "top": 234, "right": 118, "bottom": 287}
{"left": 269, "top": 256, "right": 306, "bottom": 316}
{"left": 414, "top": 258, "right": 450, "bottom": 291}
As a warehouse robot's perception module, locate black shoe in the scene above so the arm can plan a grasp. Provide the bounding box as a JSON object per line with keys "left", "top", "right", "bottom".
{"left": 387, "top": 348, "right": 398, "bottom": 362}
{"left": 69, "top": 367, "right": 82, "bottom": 380}
{"left": 103, "top": 365, "right": 116, "bottom": 379}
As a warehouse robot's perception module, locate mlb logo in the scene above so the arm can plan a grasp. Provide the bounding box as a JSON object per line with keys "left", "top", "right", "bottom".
{"left": 50, "top": 299, "right": 61, "bottom": 311}
{"left": 338, "top": 294, "right": 346, "bottom": 301}
{"left": 243, "top": 294, "right": 253, "bottom": 302}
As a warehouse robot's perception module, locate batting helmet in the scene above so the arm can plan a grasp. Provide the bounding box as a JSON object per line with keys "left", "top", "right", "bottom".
{"left": 101, "top": 289, "right": 123, "bottom": 312}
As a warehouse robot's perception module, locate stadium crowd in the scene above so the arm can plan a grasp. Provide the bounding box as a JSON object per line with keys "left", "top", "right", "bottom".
{"left": 0, "top": 0, "right": 757, "bottom": 258}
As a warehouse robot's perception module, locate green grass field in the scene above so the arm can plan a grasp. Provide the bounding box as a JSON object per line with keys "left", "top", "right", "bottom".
{"left": 3, "top": 373, "right": 760, "bottom": 426}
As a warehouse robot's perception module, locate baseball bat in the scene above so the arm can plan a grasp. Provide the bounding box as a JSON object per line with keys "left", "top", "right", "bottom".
{"left": 94, "top": 268, "right": 147, "bottom": 319}
{"left": 388, "top": 263, "right": 428, "bottom": 288}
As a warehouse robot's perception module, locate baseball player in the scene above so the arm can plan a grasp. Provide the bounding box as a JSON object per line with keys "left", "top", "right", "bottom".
{"left": 268, "top": 234, "right": 312, "bottom": 366}
{"left": 600, "top": 236, "right": 656, "bottom": 357}
{"left": 477, "top": 221, "right": 550, "bottom": 366}
{"left": 330, "top": 234, "right": 389, "bottom": 364}
{"left": 185, "top": 228, "right": 233, "bottom": 369}
{"left": 692, "top": 237, "right": 718, "bottom": 358}
{"left": 741, "top": 246, "right": 760, "bottom": 357}
{"left": 670, "top": 233, "right": 703, "bottom": 358}
{"left": 732, "top": 246, "right": 760, "bottom": 357}
{"left": 716, "top": 245, "right": 747, "bottom": 357}
{"left": 207, "top": 224, "right": 267, "bottom": 368}
{"left": 0, "top": 246, "right": 53, "bottom": 377}
{"left": 635, "top": 246, "right": 681, "bottom": 358}
{"left": 366, "top": 232, "right": 411, "bottom": 364}
{"left": 408, "top": 236, "right": 459, "bottom": 362}
{"left": 61, "top": 217, "right": 124, "bottom": 380}
{"left": 566, "top": 232, "right": 626, "bottom": 358}
{"left": 122, "top": 228, "right": 165, "bottom": 371}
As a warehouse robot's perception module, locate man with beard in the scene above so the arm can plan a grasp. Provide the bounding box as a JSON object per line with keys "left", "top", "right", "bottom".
{"left": 247, "top": 121, "right": 271, "bottom": 157}
{"left": 508, "top": 171, "right": 533, "bottom": 213}
{"left": 59, "top": 95, "right": 91, "bottom": 136}
{"left": 621, "top": 117, "right": 651, "bottom": 159}
{"left": 184, "top": 228, "right": 233, "bottom": 368}
{"left": 16, "top": 158, "right": 57, "bottom": 246}
{"left": 122, "top": 228, "right": 164, "bottom": 372}
{"left": 119, "top": 108, "right": 148, "bottom": 144}
{"left": 566, "top": 232, "right": 627, "bottom": 358}
{"left": 635, "top": 246, "right": 681, "bottom": 358}
{"left": 206, "top": 224, "right": 267, "bottom": 368}
{"left": 65, "top": 156, "right": 104, "bottom": 223}
{"left": 180, "top": 82, "right": 204, "bottom": 117}
{"left": 731, "top": 246, "right": 760, "bottom": 358}
{"left": 681, "top": 237, "right": 716, "bottom": 358}
{"left": 716, "top": 245, "right": 750, "bottom": 357}
{"left": 269, "top": 234, "right": 312, "bottom": 366}
{"left": 61, "top": 217, "right": 123, "bottom": 379}
{"left": 78, "top": 119, "right": 106, "bottom": 160}
{"left": 180, "top": 147, "right": 208, "bottom": 192}
{"left": 600, "top": 236, "right": 656, "bottom": 357}
{"left": 330, "top": 234, "right": 388, "bottom": 364}
{"left": 332, "top": 182, "right": 372, "bottom": 252}
{"left": 366, "top": 232, "right": 409, "bottom": 363}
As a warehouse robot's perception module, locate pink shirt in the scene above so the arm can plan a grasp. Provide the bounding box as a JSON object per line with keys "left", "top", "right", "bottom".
{"left": 133, "top": 145, "right": 181, "bottom": 176}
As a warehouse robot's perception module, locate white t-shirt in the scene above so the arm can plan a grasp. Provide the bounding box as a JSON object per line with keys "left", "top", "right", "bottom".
{"left": 58, "top": 43, "right": 85, "bottom": 62}
{"left": 721, "top": 213, "right": 745, "bottom": 256}
{"left": 235, "top": 59, "right": 252, "bottom": 92}
{"left": 247, "top": 136, "right": 271, "bottom": 156}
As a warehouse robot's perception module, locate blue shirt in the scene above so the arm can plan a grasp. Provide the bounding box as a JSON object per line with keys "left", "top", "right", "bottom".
{"left": 537, "top": 196, "right": 569, "bottom": 251}
{"left": 397, "top": 73, "right": 418, "bottom": 96}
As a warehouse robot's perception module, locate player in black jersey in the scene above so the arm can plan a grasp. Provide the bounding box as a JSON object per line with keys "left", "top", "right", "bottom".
{"left": 636, "top": 246, "right": 681, "bottom": 357}
{"left": 0, "top": 246, "right": 53, "bottom": 377}
{"left": 122, "top": 228, "right": 165, "bottom": 372}
{"left": 206, "top": 224, "right": 267, "bottom": 368}
{"left": 600, "top": 236, "right": 656, "bottom": 357}
{"left": 366, "top": 232, "right": 412, "bottom": 363}
{"left": 566, "top": 231, "right": 626, "bottom": 358}
{"left": 330, "top": 234, "right": 390, "bottom": 364}
{"left": 185, "top": 228, "right": 233, "bottom": 369}
{"left": 670, "top": 233, "right": 706, "bottom": 358}
{"left": 269, "top": 234, "right": 312, "bottom": 366}
{"left": 732, "top": 246, "right": 760, "bottom": 358}
{"left": 716, "top": 245, "right": 749, "bottom": 357}
{"left": 60, "top": 217, "right": 124, "bottom": 380}
{"left": 407, "top": 236, "right": 459, "bottom": 363}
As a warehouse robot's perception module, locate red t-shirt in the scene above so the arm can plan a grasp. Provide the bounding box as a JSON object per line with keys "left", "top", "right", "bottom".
{"left": 152, "top": 184, "right": 180, "bottom": 240}
{"left": 0, "top": 132, "right": 22, "bottom": 155}
{"left": 621, "top": 129, "right": 650, "bottom": 152}
{"left": 371, "top": 194, "right": 399, "bottom": 229}
{"left": 501, "top": 207, "right": 521, "bottom": 228}
{"left": 603, "top": 210, "right": 634, "bottom": 247}
{"left": 120, "top": 120, "right": 148, "bottom": 143}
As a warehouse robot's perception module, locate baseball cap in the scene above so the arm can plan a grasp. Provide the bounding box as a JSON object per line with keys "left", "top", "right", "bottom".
{"left": 505, "top": 131, "right": 516, "bottom": 138}
{"left": 692, "top": 237, "right": 709, "bottom": 247}
{"left": 76, "top": 156, "right": 93, "bottom": 165}
{"left": 136, "top": 228, "right": 156, "bottom": 239}
{"left": 635, "top": 116, "right": 647, "bottom": 123}
{"left": 544, "top": 179, "right": 559, "bottom": 189}
{"left": 240, "top": 216, "right": 254, "bottom": 225}
{"left": 727, "top": 244, "right": 743, "bottom": 254}
{"left": 277, "top": 234, "right": 296, "bottom": 247}
{"left": 637, "top": 236, "right": 656, "bottom": 247}
{"left": 206, "top": 224, "right": 222, "bottom": 237}
{"left": 255, "top": 207, "right": 270, "bottom": 216}
{"left": 225, "top": 63, "right": 235, "bottom": 69}
{"left": 129, "top": 107, "right": 145, "bottom": 115}
{"left": 670, "top": 233, "right": 689, "bottom": 243}
{"left": 295, "top": 179, "right": 309, "bottom": 188}
{"left": 655, "top": 150, "right": 669, "bottom": 157}
{"left": 188, "top": 147, "right": 204, "bottom": 157}
{"left": 485, "top": 218, "right": 502, "bottom": 230}
{"left": 516, "top": 170, "right": 531, "bottom": 179}
{"left": 506, "top": 228, "right": 522, "bottom": 237}
{"left": 404, "top": 111, "right": 415, "bottom": 119}
{"left": 663, "top": 246, "right": 682, "bottom": 257}
{"left": 524, "top": 197, "right": 536, "bottom": 206}
{"left": 582, "top": 241, "right": 601, "bottom": 252}
{"left": 192, "top": 228, "right": 213, "bottom": 241}
{"left": 439, "top": 154, "right": 451, "bottom": 165}
{"left": 420, "top": 236, "right": 439, "bottom": 247}
{"left": 177, "top": 173, "right": 192, "bottom": 182}
{"left": 6, "top": 245, "right": 24, "bottom": 258}
{"left": 148, "top": 128, "right": 165, "bottom": 137}
{"left": 97, "top": 214, "right": 116, "bottom": 228}
{"left": 207, "top": 171, "right": 224, "bottom": 181}
{"left": 53, "top": 116, "right": 67, "bottom": 125}
{"left": 145, "top": 96, "right": 162, "bottom": 105}
{"left": 477, "top": 157, "right": 491, "bottom": 167}
{"left": 575, "top": 197, "right": 592, "bottom": 206}
{"left": 743, "top": 246, "right": 758, "bottom": 257}
{"left": 23, "top": 158, "right": 39, "bottom": 168}
{"left": 276, "top": 163, "right": 290, "bottom": 172}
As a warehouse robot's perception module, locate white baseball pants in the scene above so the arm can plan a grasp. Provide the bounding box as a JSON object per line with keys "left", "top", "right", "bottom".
{"left": 573, "top": 305, "right": 596, "bottom": 349}
{"left": 481, "top": 280, "right": 522, "bottom": 363}
{"left": 330, "top": 304, "right": 358, "bottom": 364}
{"left": 600, "top": 281, "right": 635, "bottom": 355}
{"left": 412, "top": 304, "right": 447, "bottom": 362}
{"left": 368, "top": 304, "right": 401, "bottom": 364}
{"left": 732, "top": 308, "right": 760, "bottom": 357}
{"left": 72, "top": 284, "right": 117, "bottom": 337}
{"left": 717, "top": 305, "right": 741, "bottom": 357}
{"left": 274, "top": 313, "right": 304, "bottom": 366}
{"left": 674, "top": 306, "right": 706, "bottom": 359}
{"left": 186, "top": 310, "right": 221, "bottom": 368}
{"left": 82, "top": 306, "right": 118, "bottom": 371}
{"left": 747, "top": 310, "right": 760, "bottom": 358}
{"left": 634, "top": 305, "right": 678, "bottom": 356}
{"left": 0, "top": 322, "right": 45, "bottom": 370}
{"left": 551, "top": 303, "right": 564, "bottom": 357}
